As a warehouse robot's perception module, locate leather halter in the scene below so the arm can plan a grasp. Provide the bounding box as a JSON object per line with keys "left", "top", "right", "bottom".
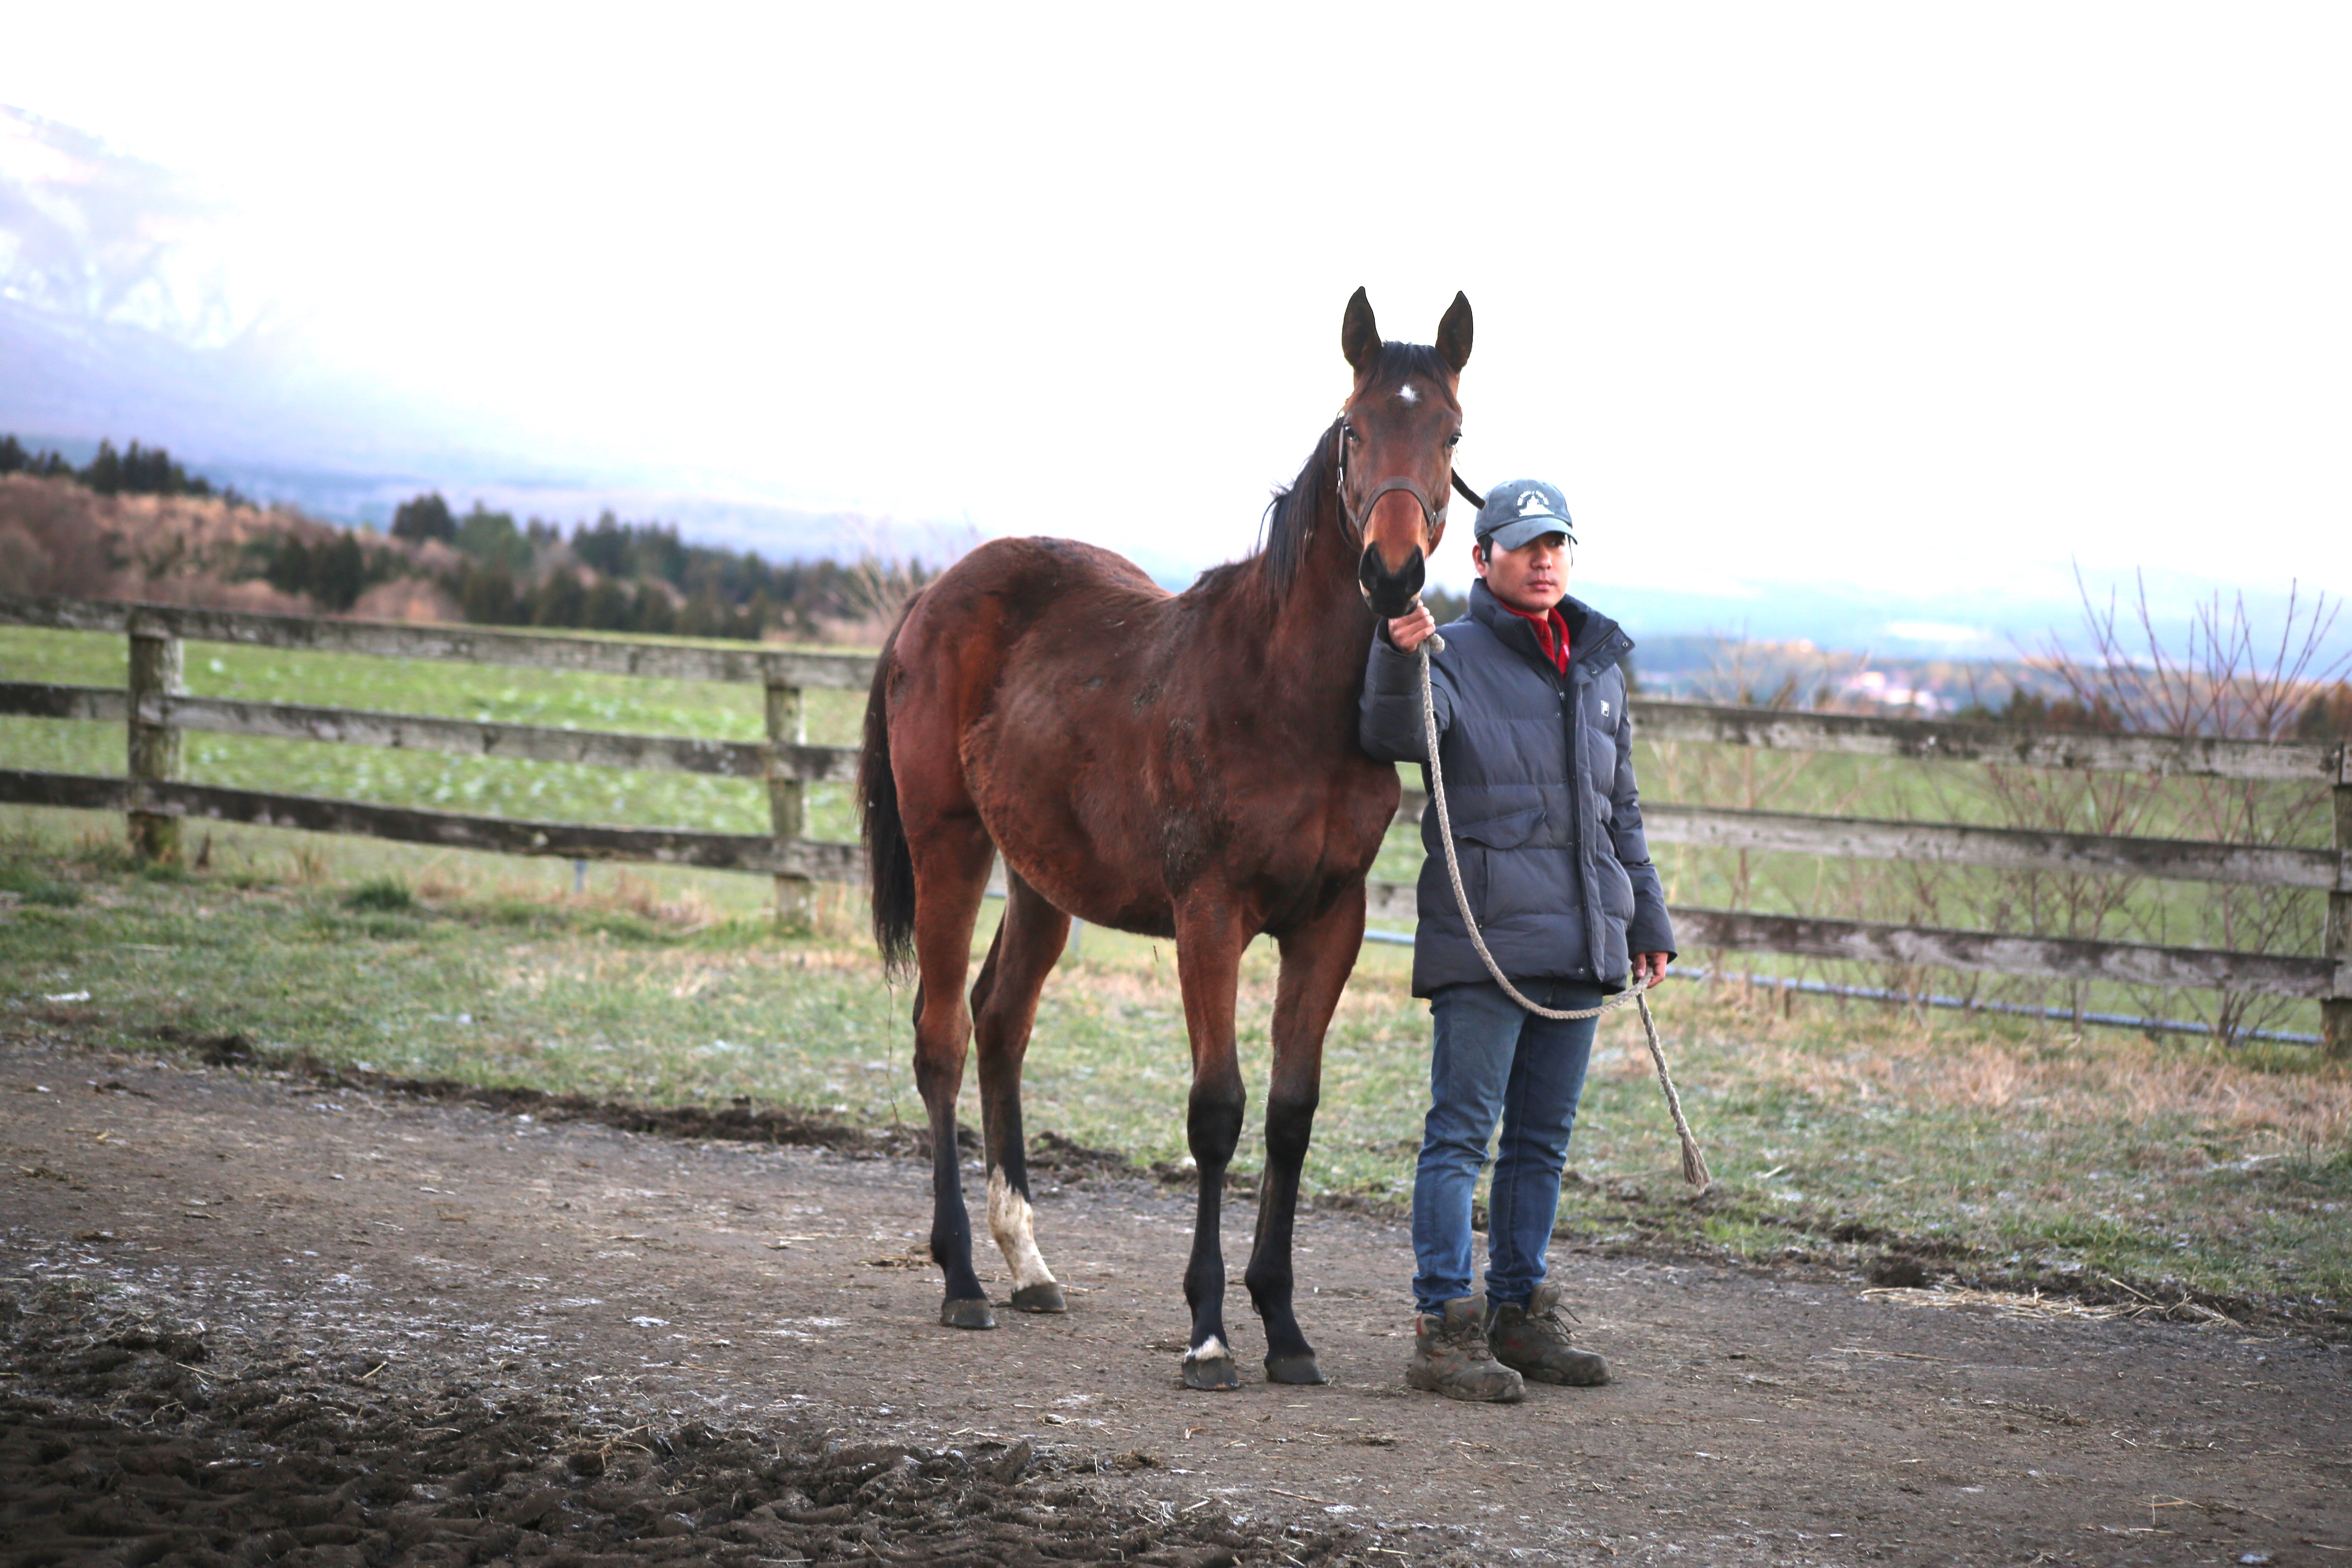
{"left": 1332, "top": 419, "right": 1488, "bottom": 546}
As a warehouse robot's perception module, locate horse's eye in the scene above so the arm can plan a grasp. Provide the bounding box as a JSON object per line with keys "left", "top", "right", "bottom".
{"left": 1343, "top": 424, "right": 1359, "bottom": 443}
{"left": 1446, "top": 433, "right": 1462, "bottom": 448}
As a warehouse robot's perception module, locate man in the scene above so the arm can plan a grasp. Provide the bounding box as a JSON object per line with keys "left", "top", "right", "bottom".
{"left": 1358, "top": 478, "right": 1675, "bottom": 1403}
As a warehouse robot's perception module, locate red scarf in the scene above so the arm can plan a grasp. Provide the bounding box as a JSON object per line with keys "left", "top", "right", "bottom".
{"left": 1501, "top": 601, "right": 1571, "bottom": 675}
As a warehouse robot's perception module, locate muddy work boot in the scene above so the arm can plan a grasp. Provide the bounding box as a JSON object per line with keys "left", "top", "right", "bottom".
{"left": 1487, "top": 1282, "right": 1610, "bottom": 1386}
{"left": 1406, "top": 1297, "right": 1524, "bottom": 1403}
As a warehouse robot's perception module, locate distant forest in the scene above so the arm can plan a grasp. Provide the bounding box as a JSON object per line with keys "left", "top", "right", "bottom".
{"left": 1, "top": 434, "right": 250, "bottom": 507}
{"left": 370, "top": 490, "right": 923, "bottom": 639}
{"left": 0, "top": 434, "right": 928, "bottom": 642}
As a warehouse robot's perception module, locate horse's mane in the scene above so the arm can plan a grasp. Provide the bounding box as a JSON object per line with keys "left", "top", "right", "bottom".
{"left": 1206, "top": 341, "right": 1452, "bottom": 604}
{"left": 1251, "top": 417, "right": 1340, "bottom": 601}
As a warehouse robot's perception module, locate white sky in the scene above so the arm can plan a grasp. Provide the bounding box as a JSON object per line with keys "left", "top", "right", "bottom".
{"left": 3, "top": 2, "right": 2347, "bottom": 606}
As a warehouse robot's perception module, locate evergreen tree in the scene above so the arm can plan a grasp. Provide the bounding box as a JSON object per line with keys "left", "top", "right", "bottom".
{"left": 453, "top": 503, "right": 532, "bottom": 571}
{"left": 267, "top": 538, "right": 313, "bottom": 598}
{"left": 391, "top": 492, "right": 457, "bottom": 543}
{"left": 0, "top": 435, "right": 24, "bottom": 474}
{"left": 459, "top": 564, "right": 521, "bottom": 624}
{"left": 81, "top": 441, "right": 123, "bottom": 495}
{"left": 584, "top": 577, "right": 633, "bottom": 631}
{"left": 532, "top": 570, "right": 588, "bottom": 628}
{"left": 313, "top": 535, "right": 367, "bottom": 611}
{"left": 572, "top": 511, "right": 630, "bottom": 577}
{"left": 630, "top": 587, "right": 678, "bottom": 635}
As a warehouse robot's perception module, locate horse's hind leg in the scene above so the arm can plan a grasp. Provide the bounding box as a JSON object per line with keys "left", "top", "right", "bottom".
{"left": 969, "top": 871, "right": 1073, "bottom": 1314}
{"left": 908, "top": 817, "right": 999, "bottom": 1329}
{"left": 1245, "top": 882, "right": 1363, "bottom": 1386}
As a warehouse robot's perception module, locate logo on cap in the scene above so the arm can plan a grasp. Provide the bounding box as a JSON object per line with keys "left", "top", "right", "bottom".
{"left": 1518, "top": 489, "right": 1556, "bottom": 518}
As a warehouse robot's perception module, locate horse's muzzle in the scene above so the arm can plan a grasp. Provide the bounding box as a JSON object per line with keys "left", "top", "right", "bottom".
{"left": 1358, "top": 543, "right": 1426, "bottom": 620}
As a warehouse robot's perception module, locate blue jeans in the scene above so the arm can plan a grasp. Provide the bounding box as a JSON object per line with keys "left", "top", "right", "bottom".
{"left": 1411, "top": 978, "right": 1601, "bottom": 1315}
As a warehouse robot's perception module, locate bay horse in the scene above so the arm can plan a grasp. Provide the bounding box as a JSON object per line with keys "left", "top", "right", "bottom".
{"left": 858, "top": 288, "right": 1472, "bottom": 1390}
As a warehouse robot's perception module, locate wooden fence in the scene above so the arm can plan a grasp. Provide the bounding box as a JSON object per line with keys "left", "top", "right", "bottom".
{"left": 3, "top": 593, "right": 2346, "bottom": 1056}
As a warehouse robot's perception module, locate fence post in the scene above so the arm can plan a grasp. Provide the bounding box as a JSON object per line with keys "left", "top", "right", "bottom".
{"left": 125, "top": 614, "right": 183, "bottom": 862}
{"left": 2325, "top": 743, "right": 2350, "bottom": 1060}
{"left": 766, "top": 678, "right": 812, "bottom": 933}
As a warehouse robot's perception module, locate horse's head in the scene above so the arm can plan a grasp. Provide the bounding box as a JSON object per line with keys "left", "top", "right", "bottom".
{"left": 1339, "top": 287, "right": 1472, "bottom": 619}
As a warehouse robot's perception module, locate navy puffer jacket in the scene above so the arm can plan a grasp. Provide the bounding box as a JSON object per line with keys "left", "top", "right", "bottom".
{"left": 1358, "top": 581, "right": 1675, "bottom": 998}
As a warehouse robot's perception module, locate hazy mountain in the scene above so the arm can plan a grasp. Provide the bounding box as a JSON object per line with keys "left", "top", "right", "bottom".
{"left": 0, "top": 107, "right": 908, "bottom": 562}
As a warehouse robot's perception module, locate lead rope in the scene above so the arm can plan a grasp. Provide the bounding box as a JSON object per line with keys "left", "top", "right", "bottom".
{"left": 1415, "top": 633, "right": 1713, "bottom": 1191}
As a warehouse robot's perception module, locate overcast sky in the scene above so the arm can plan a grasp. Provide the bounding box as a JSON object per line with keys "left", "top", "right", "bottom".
{"left": 3, "top": 3, "right": 2346, "bottom": 613}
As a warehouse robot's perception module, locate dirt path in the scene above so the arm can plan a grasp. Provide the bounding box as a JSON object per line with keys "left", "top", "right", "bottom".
{"left": 3, "top": 1036, "right": 2346, "bottom": 1566}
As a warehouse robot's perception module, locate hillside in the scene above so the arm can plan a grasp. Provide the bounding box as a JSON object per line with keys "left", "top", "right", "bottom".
{"left": 0, "top": 470, "right": 372, "bottom": 615}
{"left": 0, "top": 458, "right": 923, "bottom": 642}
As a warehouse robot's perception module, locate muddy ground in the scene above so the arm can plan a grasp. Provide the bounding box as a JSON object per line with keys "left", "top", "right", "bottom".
{"left": 2, "top": 1036, "right": 2346, "bottom": 1567}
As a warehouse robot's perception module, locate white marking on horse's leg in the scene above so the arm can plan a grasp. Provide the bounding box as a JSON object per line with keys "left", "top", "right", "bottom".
{"left": 1190, "top": 1333, "right": 1229, "bottom": 1361}
{"left": 986, "top": 1167, "right": 1058, "bottom": 1292}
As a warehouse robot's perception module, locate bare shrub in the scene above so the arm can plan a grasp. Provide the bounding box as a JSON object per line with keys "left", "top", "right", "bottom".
{"left": 804, "top": 549, "right": 930, "bottom": 647}
{"left": 2011, "top": 573, "right": 2348, "bottom": 1043}
{"left": 0, "top": 474, "right": 116, "bottom": 595}
{"left": 1649, "top": 589, "right": 2346, "bottom": 1045}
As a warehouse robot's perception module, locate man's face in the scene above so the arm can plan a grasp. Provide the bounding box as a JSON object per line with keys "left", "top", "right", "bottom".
{"left": 1474, "top": 532, "right": 1570, "bottom": 615}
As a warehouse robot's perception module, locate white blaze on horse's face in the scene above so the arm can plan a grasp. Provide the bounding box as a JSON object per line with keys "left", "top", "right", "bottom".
{"left": 1396, "top": 383, "right": 1418, "bottom": 405}
{"left": 986, "top": 1167, "right": 1058, "bottom": 1294}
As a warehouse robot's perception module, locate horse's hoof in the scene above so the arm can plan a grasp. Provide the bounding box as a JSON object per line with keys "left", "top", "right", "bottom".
{"left": 1181, "top": 1350, "right": 1240, "bottom": 1391}
{"left": 1010, "top": 1282, "right": 1067, "bottom": 1314}
{"left": 940, "top": 1297, "right": 996, "bottom": 1330}
{"left": 1264, "top": 1352, "right": 1327, "bottom": 1386}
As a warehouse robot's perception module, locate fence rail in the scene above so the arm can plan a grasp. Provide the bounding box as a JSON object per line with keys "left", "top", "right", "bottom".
{"left": 1667, "top": 905, "right": 2346, "bottom": 1000}
{"left": 1641, "top": 801, "right": 2348, "bottom": 891}
{"left": 2, "top": 594, "right": 878, "bottom": 689}
{"left": 0, "top": 771, "right": 858, "bottom": 878}
{"left": 3, "top": 592, "right": 2345, "bottom": 1054}
{"left": 0, "top": 682, "right": 860, "bottom": 782}
{"left": 1632, "top": 701, "right": 2347, "bottom": 783}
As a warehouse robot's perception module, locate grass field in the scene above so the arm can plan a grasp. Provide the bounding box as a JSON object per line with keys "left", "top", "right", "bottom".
{"left": 5, "top": 622, "right": 2337, "bottom": 1036}
{"left": 0, "top": 625, "right": 868, "bottom": 844}
{"left": 2, "top": 808, "right": 2344, "bottom": 1327}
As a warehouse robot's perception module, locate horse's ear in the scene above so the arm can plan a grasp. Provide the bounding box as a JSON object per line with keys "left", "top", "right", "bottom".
{"left": 1341, "top": 287, "right": 1380, "bottom": 372}
{"left": 1436, "top": 292, "right": 1472, "bottom": 373}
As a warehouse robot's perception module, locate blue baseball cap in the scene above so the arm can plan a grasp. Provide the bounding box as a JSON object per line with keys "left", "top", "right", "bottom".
{"left": 1474, "top": 478, "right": 1575, "bottom": 552}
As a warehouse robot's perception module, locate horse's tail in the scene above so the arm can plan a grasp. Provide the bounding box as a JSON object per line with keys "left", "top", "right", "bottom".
{"left": 859, "top": 598, "right": 920, "bottom": 984}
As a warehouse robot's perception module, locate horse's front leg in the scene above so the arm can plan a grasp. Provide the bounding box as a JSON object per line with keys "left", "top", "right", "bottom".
{"left": 1172, "top": 901, "right": 1248, "bottom": 1390}
{"left": 1246, "top": 881, "right": 1362, "bottom": 1386}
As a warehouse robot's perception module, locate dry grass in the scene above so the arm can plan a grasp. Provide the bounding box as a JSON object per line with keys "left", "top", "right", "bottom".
{"left": 1857, "top": 1283, "right": 2241, "bottom": 1327}
{"left": 1693, "top": 996, "right": 2351, "bottom": 1150}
